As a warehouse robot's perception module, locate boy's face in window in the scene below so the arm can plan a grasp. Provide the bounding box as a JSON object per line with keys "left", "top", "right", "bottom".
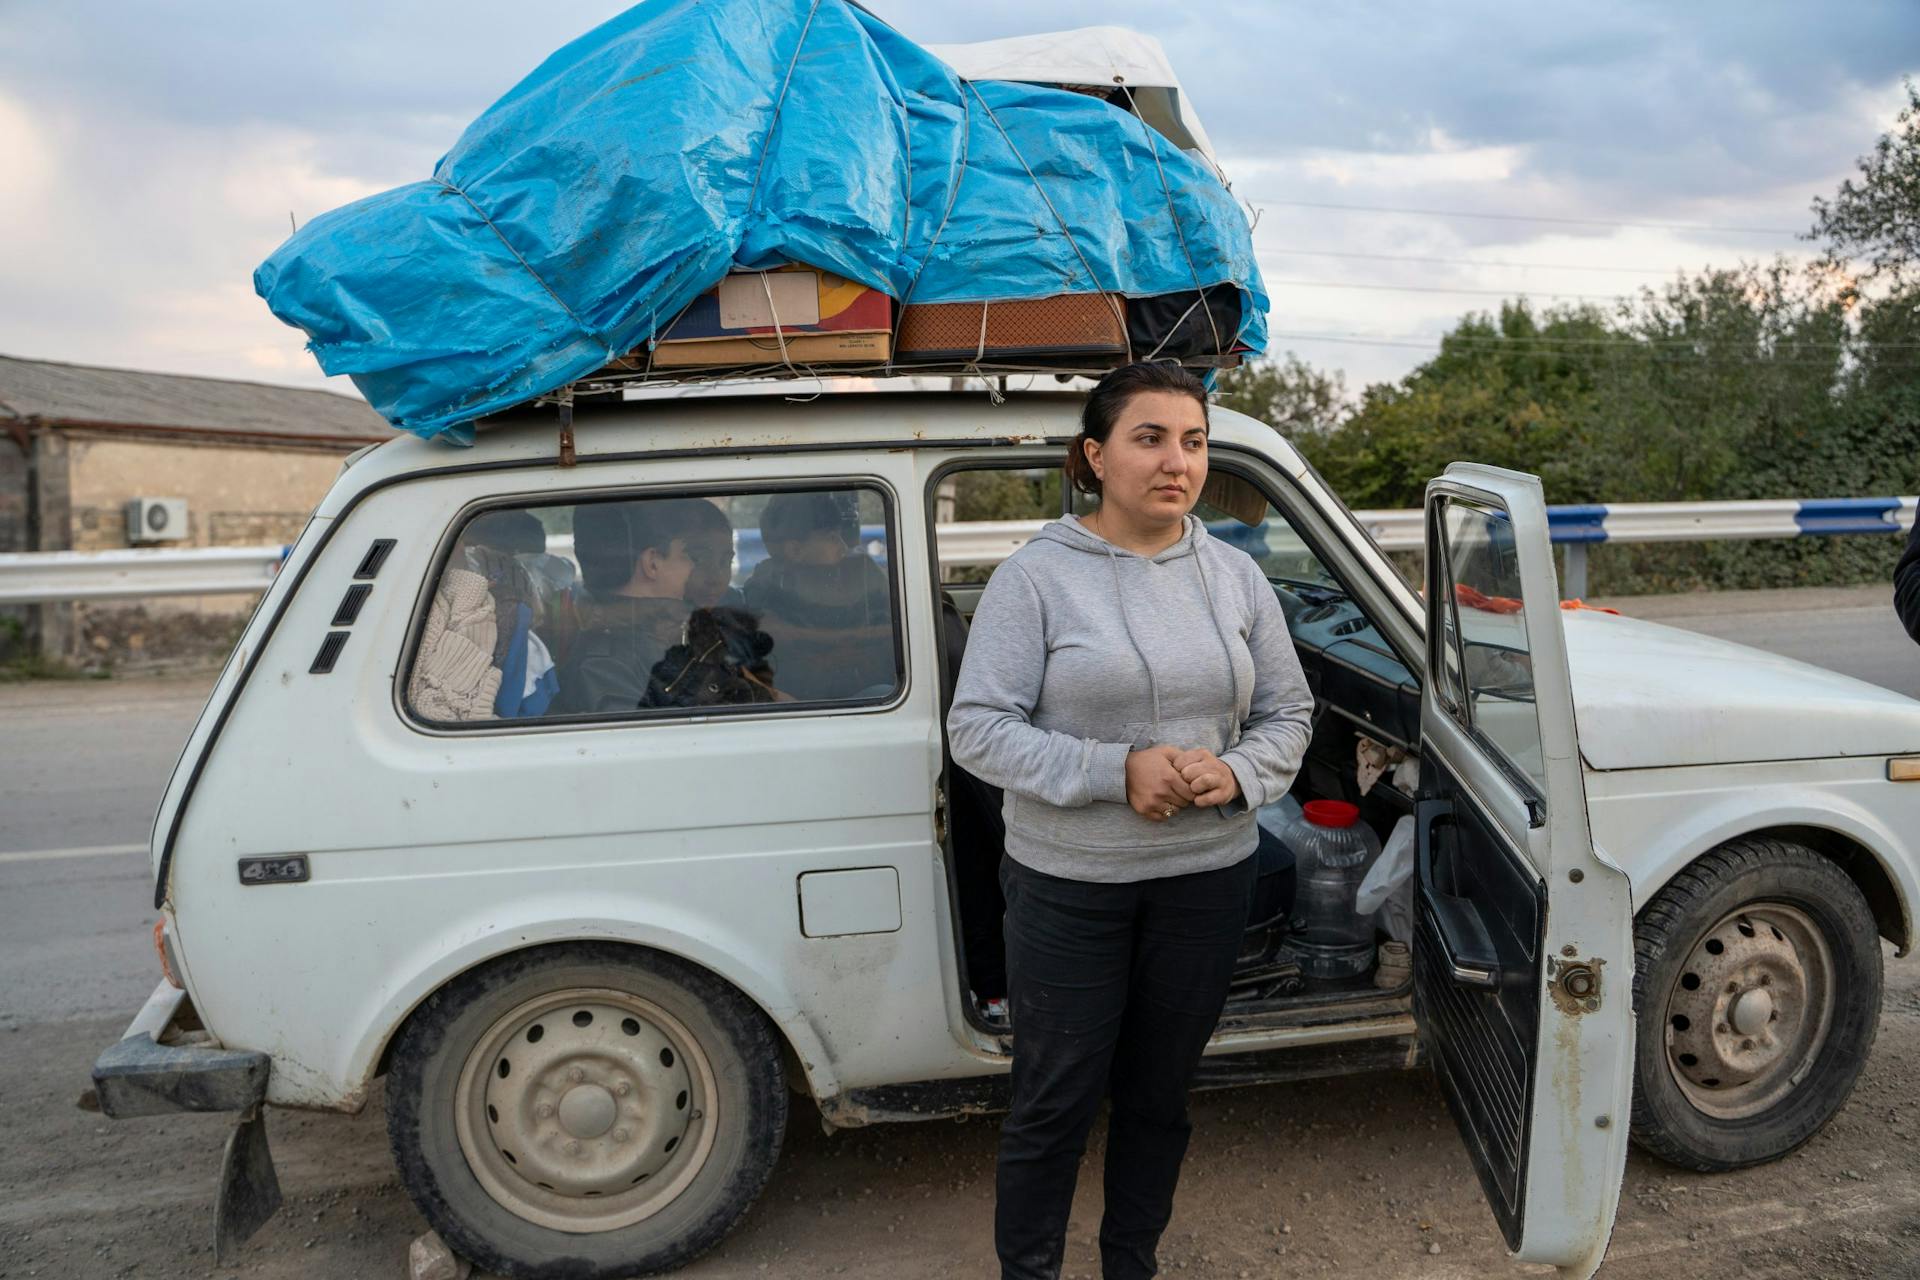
{"left": 632, "top": 538, "right": 695, "bottom": 600}
{"left": 684, "top": 531, "right": 737, "bottom": 607}
{"left": 776, "top": 528, "right": 849, "bottom": 567}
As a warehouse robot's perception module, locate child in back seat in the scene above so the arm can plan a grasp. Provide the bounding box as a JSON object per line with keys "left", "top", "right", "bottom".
{"left": 409, "top": 509, "right": 550, "bottom": 723}
{"left": 742, "top": 492, "right": 894, "bottom": 700}
{"left": 462, "top": 509, "right": 562, "bottom": 718}
{"left": 550, "top": 498, "right": 710, "bottom": 715}
{"left": 681, "top": 498, "right": 745, "bottom": 611}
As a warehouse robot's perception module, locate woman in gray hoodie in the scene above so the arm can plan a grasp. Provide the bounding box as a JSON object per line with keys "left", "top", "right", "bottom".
{"left": 948, "top": 362, "right": 1315, "bottom": 1280}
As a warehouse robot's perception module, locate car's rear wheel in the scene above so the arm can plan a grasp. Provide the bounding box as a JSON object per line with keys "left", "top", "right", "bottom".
{"left": 1630, "top": 837, "right": 1882, "bottom": 1171}
{"left": 387, "top": 944, "right": 788, "bottom": 1279}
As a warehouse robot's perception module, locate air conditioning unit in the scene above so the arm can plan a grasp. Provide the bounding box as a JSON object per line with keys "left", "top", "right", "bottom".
{"left": 126, "top": 497, "right": 189, "bottom": 543}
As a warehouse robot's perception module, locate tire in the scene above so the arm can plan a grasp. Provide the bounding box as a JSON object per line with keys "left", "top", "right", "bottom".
{"left": 387, "top": 943, "right": 788, "bottom": 1279}
{"left": 1629, "top": 837, "right": 1882, "bottom": 1172}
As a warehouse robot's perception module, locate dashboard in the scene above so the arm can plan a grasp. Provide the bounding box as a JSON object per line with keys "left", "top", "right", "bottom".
{"left": 1272, "top": 579, "right": 1421, "bottom": 753}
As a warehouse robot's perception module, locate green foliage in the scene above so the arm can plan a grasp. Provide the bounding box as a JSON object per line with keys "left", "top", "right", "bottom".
{"left": 0, "top": 614, "right": 94, "bottom": 679}
{"left": 1217, "top": 272, "right": 1918, "bottom": 592}
{"left": 1206, "top": 86, "right": 1919, "bottom": 596}
{"left": 0, "top": 649, "right": 101, "bottom": 682}
{"left": 950, "top": 467, "right": 1062, "bottom": 522}
{"left": 1810, "top": 79, "right": 1920, "bottom": 286}
{"left": 1291, "top": 302, "right": 1615, "bottom": 509}
{"left": 1213, "top": 352, "right": 1348, "bottom": 441}
{"left": 940, "top": 468, "right": 1063, "bottom": 584}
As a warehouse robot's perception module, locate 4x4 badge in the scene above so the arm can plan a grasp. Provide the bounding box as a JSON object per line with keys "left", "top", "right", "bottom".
{"left": 238, "top": 855, "right": 309, "bottom": 886}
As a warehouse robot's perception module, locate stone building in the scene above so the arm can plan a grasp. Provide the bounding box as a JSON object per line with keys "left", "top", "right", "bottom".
{"left": 1, "top": 354, "right": 391, "bottom": 665}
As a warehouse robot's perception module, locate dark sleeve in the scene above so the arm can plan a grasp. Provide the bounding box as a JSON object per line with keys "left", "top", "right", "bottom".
{"left": 558, "top": 652, "right": 649, "bottom": 714}
{"left": 740, "top": 560, "right": 780, "bottom": 616}
{"left": 1897, "top": 519, "right": 1920, "bottom": 644}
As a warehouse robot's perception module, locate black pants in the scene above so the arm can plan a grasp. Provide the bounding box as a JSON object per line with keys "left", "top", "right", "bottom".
{"left": 996, "top": 853, "right": 1256, "bottom": 1280}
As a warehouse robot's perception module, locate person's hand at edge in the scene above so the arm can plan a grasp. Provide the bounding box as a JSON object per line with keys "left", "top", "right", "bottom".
{"left": 1126, "top": 746, "right": 1196, "bottom": 821}
{"left": 1173, "top": 747, "right": 1242, "bottom": 808}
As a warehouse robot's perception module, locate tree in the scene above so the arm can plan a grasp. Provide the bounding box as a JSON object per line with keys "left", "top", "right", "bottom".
{"left": 951, "top": 468, "right": 1061, "bottom": 522}
{"left": 1589, "top": 264, "right": 1850, "bottom": 503}
{"left": 1212, "top": 351, "right": 1348, "bottom": 440}
{"left": 1810, "top": 79, "right": 1920, "bottom": 286}
{"left": 1293, "top": 301, "right": 1610, "bottom": 508}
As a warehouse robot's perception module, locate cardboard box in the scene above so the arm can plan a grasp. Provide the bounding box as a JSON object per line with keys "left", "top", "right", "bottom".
{"left": 651, "top": 330, "right": 891, "bottom": 369}
{"left": 652, "top": 265, "right": 893, "bottom": 368}
{"left": 894, "top": 293, "right": 1128, "bottom": 361}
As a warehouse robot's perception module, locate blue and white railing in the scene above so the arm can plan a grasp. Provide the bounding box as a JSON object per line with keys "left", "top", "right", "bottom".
{"left": 1, "top": 498, "right": 1914, "bottom": 604}
{"left": 1348, "top": 497, "right": 1918, "bottom": 597}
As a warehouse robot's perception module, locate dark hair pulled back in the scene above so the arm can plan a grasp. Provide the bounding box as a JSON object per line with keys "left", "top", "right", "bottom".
{"left": 1064, "top": 361, "right": 1209, "bottom": 497}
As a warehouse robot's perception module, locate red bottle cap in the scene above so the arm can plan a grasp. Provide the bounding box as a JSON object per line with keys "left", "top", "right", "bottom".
{"left": 1302, "top": 799, "right": 1361, "bottom": 828}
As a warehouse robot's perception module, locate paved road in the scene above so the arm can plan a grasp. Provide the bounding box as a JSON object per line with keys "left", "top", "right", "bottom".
{"left": 0, "top": 676, "right": 207, "bottom": 1024}
{"left": 2, "top": 584, "right": 1917, "bottom": 1278}
{"left": 1599, "top": 584, "right": 1920, "bottom": 701}
{"left": 0, "top": 675, "right": 207, "bottom": 855}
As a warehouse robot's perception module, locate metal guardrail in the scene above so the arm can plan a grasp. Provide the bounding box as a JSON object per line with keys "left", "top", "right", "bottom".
{"left": 0, "top": 546, "right": 287, "bottom": 605}
{"left": 1348, "top": 496, "right": 1919, "bottom": 596}
{"left": 1, "top": 498, "right": 1913, "bottom": 604}
{"left": 941, "top": 497, "right": 1919, "bottom": 598}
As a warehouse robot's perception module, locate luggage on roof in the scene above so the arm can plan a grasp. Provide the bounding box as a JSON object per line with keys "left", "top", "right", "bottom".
{"left": 254, "top": 0, "right": 1269, "bottom": 443}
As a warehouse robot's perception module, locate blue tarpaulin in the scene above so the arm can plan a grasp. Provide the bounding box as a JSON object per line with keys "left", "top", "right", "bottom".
{"left": 255, "top": 0, "right": 1268, "bottom": 443}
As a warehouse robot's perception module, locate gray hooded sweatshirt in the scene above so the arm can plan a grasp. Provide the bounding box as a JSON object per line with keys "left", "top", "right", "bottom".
{"left": 947, "top": 513, "right": 1315, "bottom": 883}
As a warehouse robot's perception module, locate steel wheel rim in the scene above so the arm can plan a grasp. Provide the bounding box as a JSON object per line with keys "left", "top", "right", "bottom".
{"left": 453, "top": 987, "right": 718, "bottom": 1232}
{"left": 1662, "top": 902, "right": 1834, "bottom": 1121}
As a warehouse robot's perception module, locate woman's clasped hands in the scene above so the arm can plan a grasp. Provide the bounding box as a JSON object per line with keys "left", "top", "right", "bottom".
{"left": 1125, "top": 746, "right": 1242, "bottom": 821}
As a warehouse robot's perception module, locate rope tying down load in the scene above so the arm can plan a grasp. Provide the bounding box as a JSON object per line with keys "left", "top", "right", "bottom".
{"left": 255, "top": 0, "right": 1268, "bottom": 442}
{"left": 1117, "top": 82, "right": 1224, "bottom": 365}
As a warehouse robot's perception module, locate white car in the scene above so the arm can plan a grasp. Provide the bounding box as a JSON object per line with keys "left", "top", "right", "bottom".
{"left": 93, "top": 392, "right": 1920, "bottom": 1279}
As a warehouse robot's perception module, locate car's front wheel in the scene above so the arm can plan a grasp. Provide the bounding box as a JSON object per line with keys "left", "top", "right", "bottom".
{"left": 1630, "top": 837, "right": 1882, "bottom": 1171}
{"left": 387, "top": 943, "right": 788, "bottom": 1279}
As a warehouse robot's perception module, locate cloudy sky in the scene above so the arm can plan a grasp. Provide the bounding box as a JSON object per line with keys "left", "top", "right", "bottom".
{"left": 0, "top": 1, "right": 1913, "bottom": 401}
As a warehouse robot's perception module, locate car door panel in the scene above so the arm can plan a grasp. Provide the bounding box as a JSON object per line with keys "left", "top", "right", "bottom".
{"left": 1413, "top": 774, "right": 1545, "bottom": 1241}
{"left": 1415, "top": 463, "right": 1635, "bottom": 1276}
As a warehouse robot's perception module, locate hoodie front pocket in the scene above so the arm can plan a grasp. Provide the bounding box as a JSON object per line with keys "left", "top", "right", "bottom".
{"left": 1123, "top": 714, "right": 1236, "bottom": 756}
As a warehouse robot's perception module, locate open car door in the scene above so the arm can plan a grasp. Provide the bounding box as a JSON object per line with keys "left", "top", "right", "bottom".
{"left": 1414, "top": 464, "right": 1635, "bottom": 1276}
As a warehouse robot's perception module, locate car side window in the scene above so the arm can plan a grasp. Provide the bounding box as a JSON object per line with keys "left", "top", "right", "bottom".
{"left": 1435, "top": 496, "right": 1547, "bottom": 795}
{"left": 405, "top": 485, "right": 900, "bottom": 726}
{"left": 934, "top": 466, "right": 1065, "bottom": 588}
{"left": 1189, "top": 481, "right": 1343, "bottom": 596}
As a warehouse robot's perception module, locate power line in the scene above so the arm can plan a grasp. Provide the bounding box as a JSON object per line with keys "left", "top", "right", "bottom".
{"left": 1265, "top": 328, "right": 1917, "bottom": 351}
{"left": 1244, "top": 197, "right": 1804, "bottom": 238}
{"left": 1268, "top": 330, "right": 1516, "bottom": 350}
{"left": 1254, "top": 246, "right": 1789, "bottom": 277}
{"left": 1260, "top": 330, "right": 1918, "bottom": 367}
{"left": 1270, "top": 277, "right": 1636, "bottom": 301}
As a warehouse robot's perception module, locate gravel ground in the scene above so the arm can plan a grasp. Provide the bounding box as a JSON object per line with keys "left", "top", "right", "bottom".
{"left": 6, "top": 949, "right": 1918, "bottom": 1279}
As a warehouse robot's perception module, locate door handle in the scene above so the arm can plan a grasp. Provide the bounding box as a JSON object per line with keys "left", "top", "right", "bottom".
{"left": 1417, "top": 798, "right": 1504, "bottom": 990}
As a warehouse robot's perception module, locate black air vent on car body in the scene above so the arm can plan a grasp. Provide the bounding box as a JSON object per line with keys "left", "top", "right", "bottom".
{"left": 331, "top": 583, "right": 372, "bottom": 627}
{"left": 353, "top": 539, "right": 396, "bottom": 580}
{"left": 310, "top": 631, "right": 349, "bottom": 675}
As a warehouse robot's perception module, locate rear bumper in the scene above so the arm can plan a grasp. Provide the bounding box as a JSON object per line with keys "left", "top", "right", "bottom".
{"left": 91, "top": 981, "right": 285, "bottom": 1260}
{"left": 91, "top": 981, "right": 271, "bottom": 1118}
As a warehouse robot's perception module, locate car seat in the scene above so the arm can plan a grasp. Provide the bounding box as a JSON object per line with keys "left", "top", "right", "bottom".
{"left": 939, "top": 590, "right": 1008, "bottom": 1000}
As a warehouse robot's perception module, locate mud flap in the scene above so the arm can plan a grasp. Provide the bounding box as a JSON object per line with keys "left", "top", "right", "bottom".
{"left": 214, "top": 1108, "right": 282, "bottom": 1264}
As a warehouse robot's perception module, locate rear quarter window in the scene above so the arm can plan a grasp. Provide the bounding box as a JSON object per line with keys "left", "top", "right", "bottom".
{"left": 403, "top": 484, "right": 902, "bottom": 727}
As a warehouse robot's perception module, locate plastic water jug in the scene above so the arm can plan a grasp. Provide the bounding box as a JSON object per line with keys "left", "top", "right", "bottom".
{"left": 1255, "top": 793, "right": 1305, "bottom": 846}
{"left": 1291, "top": 800, "right": 1382, "bottom": 980}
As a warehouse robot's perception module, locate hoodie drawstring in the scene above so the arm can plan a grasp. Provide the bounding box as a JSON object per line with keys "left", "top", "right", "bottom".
{"left": 1101, "top": 538, "right": 1163, "bottom": 736}
{"left": 1098, "top": 514, "right": 1241, "bottom": 750}
{"left": 1189, "top": 536, "right": 1244, "bottom": 749}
